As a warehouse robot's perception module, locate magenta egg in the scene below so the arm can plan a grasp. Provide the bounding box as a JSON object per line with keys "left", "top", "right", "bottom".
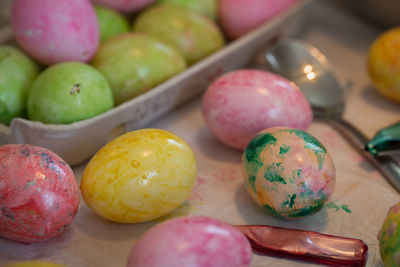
{"left": 92, "top": 0, "right": 155, "bottom": 13}
{"left": 0, "top": 144, "right": 80, "bottom": 243}
{"left": 127, "top": 216, "right": 252, "bottom": 267}
{"left": 219, "top": 0, "right": 298, "bottom": 39}
{"left": 12, "top": 0, "right": 99, "bottom": 65}
{"left": 201, "top": 69, "right": 312, "bottom": 150}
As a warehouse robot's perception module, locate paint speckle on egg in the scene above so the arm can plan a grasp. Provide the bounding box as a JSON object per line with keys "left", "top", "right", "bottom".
{"left": 379, "top": 202, "right": 400, "bottom": 266}
{"left": 241, "top": 127, "right": 335, "bottom": 219}
{"left": 202, "top": 69, "right": 312, "bottom": 150}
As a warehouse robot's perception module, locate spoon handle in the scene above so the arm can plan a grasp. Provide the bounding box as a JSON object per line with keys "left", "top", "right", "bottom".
{"left": 235, "top": 225, "right": 369, "bottom": 267}
{"left": 323, "top": 118, "right": 400, "bottom": 193}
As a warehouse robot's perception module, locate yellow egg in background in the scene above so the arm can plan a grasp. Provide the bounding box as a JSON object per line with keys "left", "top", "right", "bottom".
{"left": 80, "top": 128, "right": 197, "bottom": 223}
{"left": 2, "top": 261, "right": 65, "bottom": 267}
{"left": 368, "top": 27, "right": 400, "bottom": 103}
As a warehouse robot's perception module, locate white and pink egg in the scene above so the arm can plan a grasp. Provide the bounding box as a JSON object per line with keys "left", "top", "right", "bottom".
{"left": 202, "top": 69, "right": 312, "bottom": 150}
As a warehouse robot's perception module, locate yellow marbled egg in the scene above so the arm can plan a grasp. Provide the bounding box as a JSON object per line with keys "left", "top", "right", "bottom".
{"left": 368, "top": 27, "right": 400, "bottom": 103}
{"left": 2, "top": 261, "right": 65, "bottom": 267}
{"left": 80, "top": 128, "right": 197, "bottom": 223}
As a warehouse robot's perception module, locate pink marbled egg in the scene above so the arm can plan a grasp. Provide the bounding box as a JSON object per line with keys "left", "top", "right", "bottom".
{"left": 201, "top": 69, "right": 312, "bottom": 150}
{"left": 127, "top": 216, "right": 252, "bottom": 267}
{"left": 219, "top": 0, "right": 298, "bottom": 39}
{"left": 12, "top": 0, "right": 99, "bottom": 65}
{"left": 92, "top": 0, "right": 155, "bottom": 13}
{"left": 0, "top": 144, "right": 79, "bottom": 243}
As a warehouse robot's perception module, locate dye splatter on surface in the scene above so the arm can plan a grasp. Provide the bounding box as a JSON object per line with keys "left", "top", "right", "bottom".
{"left": 379, "top": 202, "right": 400, "bottom": 267}
{"left": 325, "top": 201, "right": 352, "bottom": 213}
{"left": 242, "top": 127, "right": 336, "bottom": 219}
{"left": 0, "top": 144, "right": 79, "bottom": 243}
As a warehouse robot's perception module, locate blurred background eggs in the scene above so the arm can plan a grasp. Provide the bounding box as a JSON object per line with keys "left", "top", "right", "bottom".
{"left": 12, "top": 0, "right": 99, "bottom": 65}
{"left": 368, "top": 27, "right": 400, "bottom": 103}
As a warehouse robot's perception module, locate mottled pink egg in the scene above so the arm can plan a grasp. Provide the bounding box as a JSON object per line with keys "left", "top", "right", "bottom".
{"left": 12, "top": 0, "right": 99, "bottom": 65}
{"left": 92, "top": 0, "right": 155, "bottom": 13}
{"left": 127, "top": 216, "right": 252, "bottom": 267}
{"left": 202, "top": 69, "right": 312, "bottom": 150}
{"left": 0, "top": 144, "right": 80, "bottom": 243}
{"left": 219, "top": 0, "right": 298, "bottom": 39}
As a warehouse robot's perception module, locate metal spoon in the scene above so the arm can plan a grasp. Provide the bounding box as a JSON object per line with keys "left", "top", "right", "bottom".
{"left": 263, "top": 39, "right": 400, "bottom": 192}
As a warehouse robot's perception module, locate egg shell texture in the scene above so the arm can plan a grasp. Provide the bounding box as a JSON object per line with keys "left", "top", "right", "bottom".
{"left": 0, "top": 144, "right": 79, "bottom": 243}
{"left": 202, "top": 69, "right": 312, "bottom": 150}
{"left": 92, "top": 33, "right": 186, "bottom": 105}
{"left": 80, "top": 129, "right": 197, "bottom": 223}
{"left": 12, "top": 0, "right": 99, "bottom": 65}
{"left": 242, "top": 127, "right": 335, "bottom": 219}
{"left": 2, "top": 261, "right": 65, "bottom": 267}
{"left": 92, "top": 0, "right": 155, "bottom": 13}
{"left": 219, "top": 0, "right": 298, "bottom": 39}
{"left": 133, "top": 4, "right": 225, "bottom": 65}
{"left": 379, "top": 202, "right": 400, "bottom": 267}
{"left": 127, "top": 216, "right": 252, "bottom": 267}
{"left": 368, "top": 27, "right": 400, "bottom": 103}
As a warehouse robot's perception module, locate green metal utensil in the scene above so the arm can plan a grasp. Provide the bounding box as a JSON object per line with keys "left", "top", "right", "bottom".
{"left": 367, "top": 121, "right": 400, "bottom": 156}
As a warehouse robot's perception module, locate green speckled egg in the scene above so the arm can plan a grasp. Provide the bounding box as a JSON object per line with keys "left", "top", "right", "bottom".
{"left": 241, "top": 127, "right": 336, "bottom": 219}
{"left": 379, "top": 202, "right": 400, "bottom": 267}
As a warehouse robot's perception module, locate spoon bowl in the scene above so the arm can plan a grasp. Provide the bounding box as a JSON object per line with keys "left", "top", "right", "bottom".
{"left": 264, "top": 39, "right": 344, "bottom": 119}
{"left": 263, "top": 38, "right": 400, "bottom": 192}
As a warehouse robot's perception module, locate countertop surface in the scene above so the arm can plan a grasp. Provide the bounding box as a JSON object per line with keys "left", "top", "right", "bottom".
{"left": 1, "top": 1, "right": 400, "bottom": 266}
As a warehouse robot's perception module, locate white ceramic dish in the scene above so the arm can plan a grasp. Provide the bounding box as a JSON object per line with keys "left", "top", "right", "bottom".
{"left": 0, "top": 0, "right": 313, "bottom": 166}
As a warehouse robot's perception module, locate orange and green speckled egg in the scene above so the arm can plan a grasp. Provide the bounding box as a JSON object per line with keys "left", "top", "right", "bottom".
{"left": 80, "top": 128, "right": 197, "bottom": 223}
{"left": 2, "top": 261, "right": 65, "bottom": 267}
{"left": 379, "top": 202, "right": 400, "bottom": 267}
{"left": 368, "top": 27, "right": 400, "bottom": 103}
{"left": 241, "top": 127, "right": 335, "bottom": 219}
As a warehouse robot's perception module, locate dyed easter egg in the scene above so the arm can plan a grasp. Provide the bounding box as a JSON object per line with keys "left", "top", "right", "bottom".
{"left": 202, "top": 69, "right": 312, "bottom": 150}
{"left": 379, "top": 202, "right": 400, "bottom": 266}
{"left": 242, "top": 127, "right": 335, "bottom": 219}
{"left": 12, "top": 0, "right": 99, "bottom": 65}
{"left": 94, "top": 5, "right": 129, "bottom": 42}
{"left": 81, "top": 129, "right": 197, "bottom": 223}
{"left": 157, "top": 0, "right": 218, "bottom": 20}
{"left": 368, "top": 27, "right": 400, "bottom": 103}
{"left": 219, "top": 0, "right": 298, "bottom": 39}
{"left": 0, "top": 45, "right": 39, "bottom": 125}
{"left": 3, "top": 261, "right": 65, "bottom": 267}
{"left": 127, "top": 216, "right": 252, "bottom": 267}
{"left": 0, "top": 144, "right": 79, "bottom": 243}
{"left": 92, "top": 0, "right": 155, "bottom": 13}
{"left": 27, "top": 62, "right": 114, "bottom": 124}
{"left": 133, "top": 4, "right": 225, "bottom": 65}
{"left": 92, "top": 33, "right": 186, "bottom": 105}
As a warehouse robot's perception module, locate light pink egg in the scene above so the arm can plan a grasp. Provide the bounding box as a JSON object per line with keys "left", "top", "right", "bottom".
{"left": 12, "top": 0, "right": 99, "bottom": 65}
{"left": 219, "top": 0, "right": 298, "bottom": 39}
{"left": 127, "top": 216, "right": 252, "bottom": 267}
{"left": 202, "top": 69, "right": 312, "bottom": 150}
{"left": 92, "top": 0, "right": 155, "bottom": 13}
